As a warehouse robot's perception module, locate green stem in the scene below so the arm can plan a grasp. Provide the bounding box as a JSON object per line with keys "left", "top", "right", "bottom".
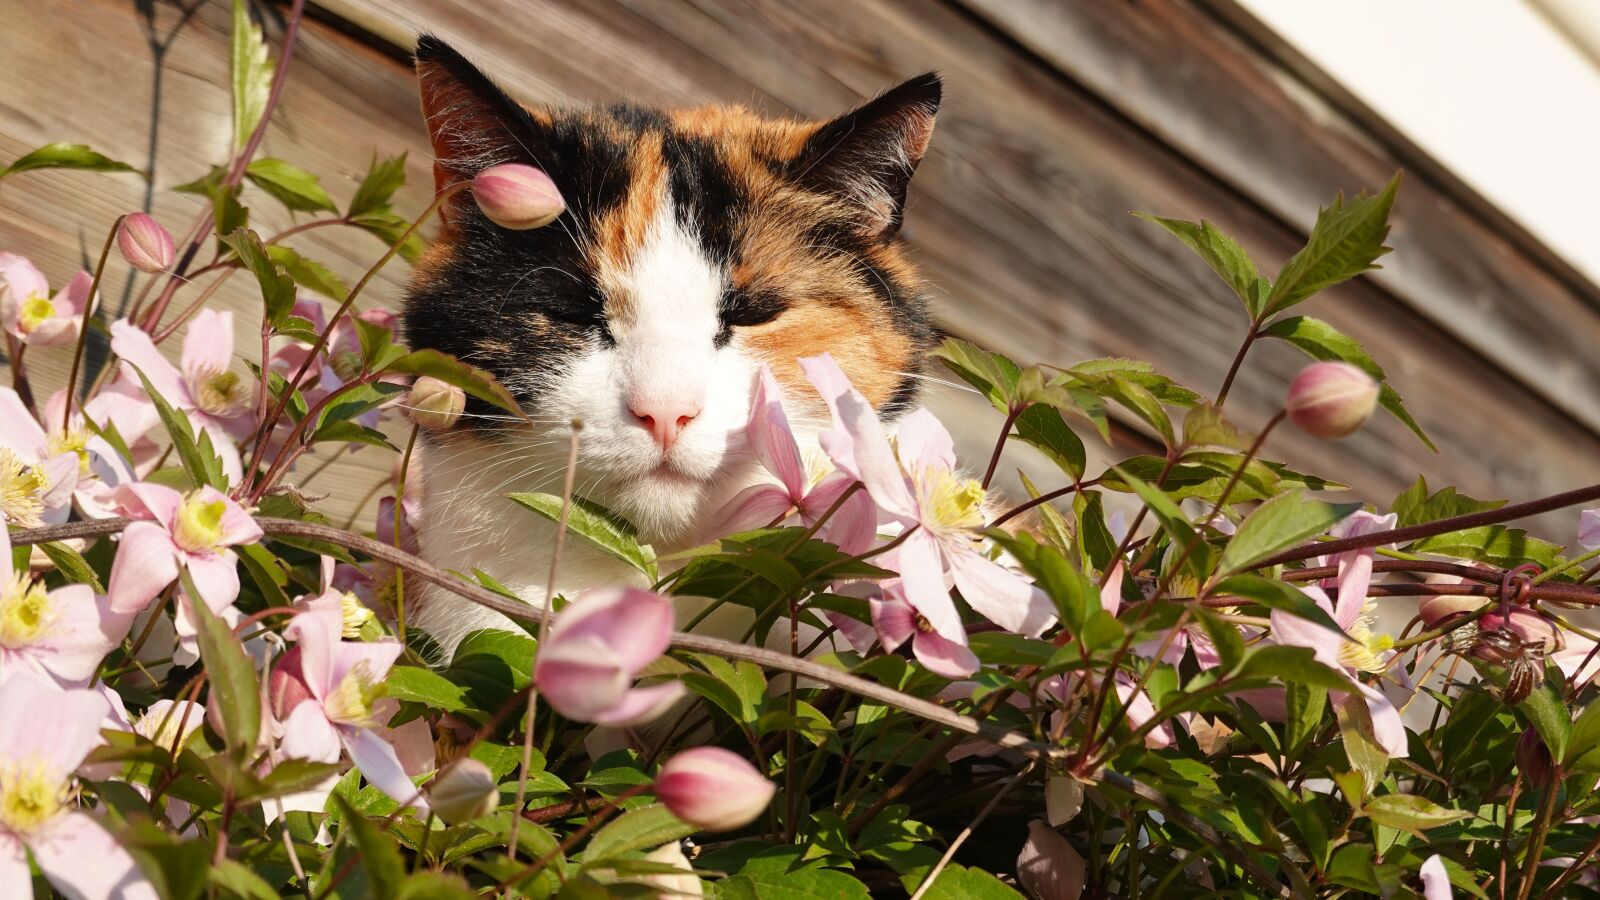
{"left": 63, "top": 215, "right": 125, "bottom": 431}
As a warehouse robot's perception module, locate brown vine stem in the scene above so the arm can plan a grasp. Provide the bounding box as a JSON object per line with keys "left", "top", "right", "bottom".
{"left": 1254, "top": 482, "right": 1600, "bottom": 569}
{"left": 10, "top": 516, "right": 1063, "bottom": 762}
{"left": 63, "top": 215, "right": 125, "bottom": 430}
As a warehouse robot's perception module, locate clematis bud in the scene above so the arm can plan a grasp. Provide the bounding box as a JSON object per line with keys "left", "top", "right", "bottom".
{"left": 655, "top": 746, "right": 775, "bottom": 832}
{"left": 535, "top": 586, "right": 684, "bottom": 726}
{"left": 406, "top": 376, "right": 465, "bottom": 431}
{"left": 1478, "top": 608, "right": 1561, "bottom": 653}
{"left": 117, "top": 213, "right": 175, "bottom": 273}
{"left": 472, "top": 164, "right": 564, "bottom": 230}
{"left": 426, "top": 758, "right": 498, "bottom": 824}
{"left": 1017, "top": 820, "right": 1087, "bottom": 900}
{"left": 1285, "top": 362, "right": 1379, "bottom": 439}
{"left": 268, "top": 645, "right": 314, "bottom": 720}
{"left": 1515, "top": 727, "right": 1552, "bottom": 788}
{"left": 1418, "top": 593, "right": 1482, "bottom": 630}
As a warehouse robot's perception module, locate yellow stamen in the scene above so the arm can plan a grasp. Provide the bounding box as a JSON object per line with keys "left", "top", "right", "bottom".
{"left": 193, "top": 370, "right": 249, "bottom": 417}
{"left": 324, "top": 660, "right": 383, "bottom": 727}
{"left": 47, "top": 427, "right": 92, "bottom": 477}
{"left": 0, "top": 572, "right": 55, "bottom": 648}
{"left": 173, "top": 494, "right": 227, "bottom": 553}
{"left": 17, "top": 295, "right": 54, "bottom": 334}
{"left": 339, "top": 592, "right": 375, "bottom": 638}
{"left": 0, "top": 448, "right": 47, "bottom": 528}
{"left": 916, "top": 468, "right": 988, "bottom": 533}
{"left": 0, "top": 759, "right": 66, "bottom": 833}
{"left": 1339, "top": 605, "right": 1393, "bottom": 675}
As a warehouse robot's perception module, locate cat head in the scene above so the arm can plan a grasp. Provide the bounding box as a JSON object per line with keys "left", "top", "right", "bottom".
{"left": 404, "top": 36, "right": 940, "bottom": 542}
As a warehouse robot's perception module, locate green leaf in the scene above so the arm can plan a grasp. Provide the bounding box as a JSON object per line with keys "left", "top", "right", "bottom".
{"left": 1012, "top": 404, "right": 1085, "bottom": 480}
{"left": 219, "top": 228, "right": 297, "bottom": 328}
{"left": 1182, "top": 404, "right": 1250, "bottom": 450}
{"left": 1408, "top": 525, "right": 1564, "bottom": 570}
{"left": 727, "top": 866, "right": 872, "bottom": 900}
{"left": 1517, "top": 676, "right": 1570, "bottom": 763}
{"left": 1283, "top": 682, "right": 1328, "bottom": 760}
{"left": 1360, "top": 793, "right": 1472, "bottom": 838}
{"left": 387, "top": 665, "right": 474, "bottom": 714}
{"left": 383, "top": 348, "right": 524, "bottom": 417}
{"left": 985, "top": 531, "right": 1097, "bottom": 632}
{"left": 917, "top": 864, "right": 1027, "bottom": 899}
{"left": 932, "top": 338, "right": 1022, "bottom": 414}
{"left": 508, "top": 493, "right": 657, "bottom": 578}
{"left": 333, "top": 794, "right": 408, "bottom": 895}
{"left": 1218, "top": 490, "right": 1360, "bottom": 576}
{"left": 350, "top": 210, "right": 427, "bottom": 263}
{"left": 1114, "top": 466, "right": 1211, "bottom": 581}
{"left": 266, "top": 244, "right": 349, "bottom": 301}
{"left": 230, "top": 0, "right": 273, "bottom": 151}
{"left": 119, "top": 822, "right": 212, "bottom": 900}
{"left": 132, "top": 367, "right": 226, "bottom": 489}
{"left": 582, "top": 804, "right": 695, "bottom": 865}
{"left": 1212, "top": 574, "right": 1341, "bottom": 631}
{"left": 1568, "top": 697, "right": 1600, "bottom": 765}
{"left": 181, "top": 569, "right": 260, "bottom": 753}
{"left": 39, "top": 541, "right": 104, "bottom": 592}
{"left": 349, "top": 152, "right": 409, "bottom": 218}
{"left": 1267, "top": 173, "right": 1400, "bottom": 315}
{"left": 314, "top": 381, "right": 407, "bottom": 429}
{"left": 245, "top": 157, "right": 336, "bottom": 212}
{"left": 308, "top": 420, "right": 399, "bottom": 451}
{"left": 208, "top": 859, "right": 280, "bottom": 900}
{"left": 1378, "top": 382, "right": 1436, "bottom": 452}
{"left": 1134, "top": 212, "right": 1266, "bottom": 318}
{"left": 0, "top": 142, "right": 137, "bottom": 180}
{"left": 1236, "top": 645, "right": 1351, "bottom": 692}
{"left": 1391, "top": 477, "right": 1503, "bottom": 528}
{"left": 683, "top": 654, "right": 766, "bottom": 725}
{"left": 447, "top": 629, "right": 536, "bottom": 714}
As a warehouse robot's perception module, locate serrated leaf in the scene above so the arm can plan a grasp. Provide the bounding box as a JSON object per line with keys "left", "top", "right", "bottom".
{"left": 1012, "top": 404, "right": 1085, "bottom": 480}
{"left": 1219, "top": 490, "right": 1360, "bottom": 576}
{"left": 1236, "top": 645, "right": 1351, "bottom": 692}
{"left": 932, "top": 337, "right": 1022, "bottom": 414}
{"left": 130, "top": 367, "right": 226, "bottom": 489}
{"left": 219, "top": 228, "right": 297, "bottom": 328}
{"left": 1267, "top": 174, "right": 1400, "bottom": 315}
{"left": 245, "top": 157, "right": 336, "bottom": 212}
{"left": 1115, "top": 466, "right": 1211, "bottom": 580}
{"left": 230, "top": 0, "right": 273, "bottom": 151}
{"left": 0, "top": 142, "right": 137, "bottom": 180}
{"left": 349, "top": 152, "right": 409, "bottom": 218}
{"left": 1391, "top": 478, "right": 1502, "bottom": 528}
{"left": 1408, "top": 526, "right": 1564, "bottom": 570}
{"left": 39, "top": 541, "right": 104, "bottom": 592}
{"left": 1182, "top": 404, "right": 1251, "bottom": 450}
{"left": 266, "top": 244, "right": 349, "bottom": 301}
{"left": 508, "top": 493, "right": 657, "bottom": 578}
{"left": 1135, "top": 212, "right": 1266, "bottom": 318}
{"left": 350, "top": 210, "right": 427, "bottom": 263}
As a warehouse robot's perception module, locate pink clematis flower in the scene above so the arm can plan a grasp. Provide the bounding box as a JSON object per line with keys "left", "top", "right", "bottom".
{"left": 1269, "top": 584, "right": 1408, "bottom": 757}
{"left": 106, "top": 482, "right": 262, "bottom": 615}
{"left": 1420, "top": 854, "right": 1452, "bottom": 900}
{"left": 708, "top": 365, "right": 875, "bottom": 552}
{"left": 0, "top": 525, "right": 130, "bottom": 687}
{"left": 0, "top": 673, "right": 155, "bottom": 899}
{"left": 535, "top": 586, "right": 684, "bottom": 726}
{"left": 800, "top": 353, "right": 1055, "bottom": 638}
{"left": 111, "top": 311, "right": 254, "bottom": 483}
{"left": 1579, "top": 509, "right": 1600, "bottom": 552}
{"left": 0, "top": 388, "right": 78, "bottom": 528}
{"left": 272, "top": 606, "right": 426, "bottom": 813}
{"left": 868, "top": 580, "right": 979, "bottom": 679}
{"left": 0, "top": 254, "right": 89, "bottom": 347}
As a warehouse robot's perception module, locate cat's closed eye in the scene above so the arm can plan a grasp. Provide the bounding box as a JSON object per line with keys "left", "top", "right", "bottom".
{"left": 719, "top": 289, "right": 785, "bottom": 329}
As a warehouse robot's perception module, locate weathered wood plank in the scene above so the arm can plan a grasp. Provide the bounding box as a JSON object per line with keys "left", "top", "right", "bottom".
{"left": 958, "top": 0, "right": 1600, "bottom": 434}
{"left": 312, "top": 0, "right": 1598, "bottom": 533}
{"left": 0, "top": 0, "right": 434, "bottom": 518}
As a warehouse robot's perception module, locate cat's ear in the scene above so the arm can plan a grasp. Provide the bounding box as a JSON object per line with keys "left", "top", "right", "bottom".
{"left": 414, "top": 35, "right": 544, "bottom": 194}
{"left": 793, "top": 73, "right": 942, "bottom": 238}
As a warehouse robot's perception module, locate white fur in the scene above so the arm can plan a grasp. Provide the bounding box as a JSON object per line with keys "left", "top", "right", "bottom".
{"left": 411, "top": 197, "right": 798, "bottom": 652}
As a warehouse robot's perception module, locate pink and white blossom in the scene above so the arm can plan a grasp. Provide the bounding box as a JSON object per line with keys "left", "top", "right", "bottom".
{"left": 0, "top": 523, "right": 130, "bottom": 687}
{"left": 272, "top": 606, "right": 426, "bottom": 813}
{"left": 0, "top": 673, "right": 155, "bottom": 899}
{"left": 111, "top": 311, "right": 253, "bottom": 482}
{"left": 106, "top": 482, "right": 262, "bottom": 615}
{"left": 800, "top": 353, "right": 1055, "bottom": 639}
{"left": 0, "top": 254, "right": 90, "bottom": 347}
{"left": 655, "top": 746, "right": 774, "bottom": 832}
{"left": 534, "top": 586, "right": 684, "bottom": 726}
{"left": 707, "top": 365, "right": 875, "bottom": 553}
{"left": 0, "top": 388, "right": 78, "bottom": 528}
{"left": 1419, "top": 854, "right": 1452, "bottom": 900}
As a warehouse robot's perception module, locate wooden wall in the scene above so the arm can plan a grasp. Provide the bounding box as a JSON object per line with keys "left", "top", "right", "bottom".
{"left": 2, "top": 0, "right": 1596, "bottom": 536}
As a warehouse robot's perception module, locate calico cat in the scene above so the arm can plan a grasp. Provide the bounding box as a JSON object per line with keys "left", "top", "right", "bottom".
{"left": 402, "top": 36, "right": 941, "bottom": 651}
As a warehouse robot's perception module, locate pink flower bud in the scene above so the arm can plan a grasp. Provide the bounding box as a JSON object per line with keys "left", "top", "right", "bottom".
{"left": 1285, "top": 362, "right": 1379, "bottom": 440}
{"left": 1515, "top": 727, "right": 1552, "bottom": 788}
{"left": 471, "top": 164, "right": 564, "bottom": 230}
{"left": 117, "top": 213, "right": 175, "bottom": 273}
{"left": 535, "top": 587, "right": 684, "bottom": 726}
{"left": 1418, "top": 593, "right": 1482, "bottom": 629}
{"left": 655, "top": 746, "right": 775, "bottom": 832}
{"left": 1479, "top": 608, "right": 1562, "bottom": 653}
{"left": 268, "top": 645, "right": 314, "bottom": 720}
{"left": 426, "top": 758, "right": 498, "bottom": 824}
{"left": 406, "top": 376, "right": 466, "bottom": 431}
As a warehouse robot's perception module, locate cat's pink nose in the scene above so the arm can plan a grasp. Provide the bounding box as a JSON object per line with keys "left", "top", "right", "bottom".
{"left": 630, "top": 399, "right": 701, "bottom": 452}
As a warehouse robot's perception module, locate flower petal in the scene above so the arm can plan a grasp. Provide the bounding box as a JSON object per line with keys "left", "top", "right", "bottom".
{"left": 869, "top": 593, "right": 917, "bottom": 652}
{"left": 0, "top": 386, "right": 48, "bottom": 455}
{"left": 895, "top": 530, "right": 963, "bottom": 639}
{"left": 705, "top": 484, "right": 796, "bottom": 540}
{"left": 113, "top": 481, "right": 183, "bottom": 526}
{"left": 947, "top": 544, "right": 1056, "bottom": 637}
{"left": 0, "top": 673, "right": 110, "bottom": 775}
{"left": 344, "top": 726, "right": 429, "bottom": 814}
{"left": 1419, "top": 854, "right": 1452, "bottom": 900}
{"left": 107, "top": 521, "right": 181, "bottom": 614}
{"left": 1352, "top": 682, "right": 1409, "bottom": 758}
{"left": 278, "top": 701, "right": 342, "bottom": 764}
{"left": 0, "top": 834, "right": 28, "bottom": 900}
{"left": 550, "top": 587, "right": 673, "bottom": 675}
{"left": 1580, "top": 509, "right": 1600, "bottom": 552}
{"left": 35, "top": 585, "right": 129, "bottom": 686}
{"left": 111, "top": 319, "right": 189, "bottom": 408}
{"left": 181, "top": 309, "right": 236, "bottom": 387}
{"left": 749, "top": 365, "right": 807, "bottom": 497}
{"left": 184, "top": 552, "right": 241, "bottom": 613}
{"left": 285, "top": 608, "right": 344, "bottom": 699}
{"left": 31, "top": 811, "right": 157, "bottom": 900}
{"left": 798, "top": 353, "right": 916, "bottom": 520}
{"left": 894, "top": 407, "right": 957, "bottom": 471}
{"left": 592, "top": 681, "right": 687, "bottom": 727}
{"left": 1016, "top": 820, "right": 1086, "bottom": 900}
{"left": 911, "top": 629, "right": 979, "bottom": 679}
{"left": 535, "top": 635, "right": 630, "bottom": 722}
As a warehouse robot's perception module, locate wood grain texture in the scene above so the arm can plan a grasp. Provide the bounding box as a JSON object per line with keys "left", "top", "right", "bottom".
{"left": 2, "top": 0, "right": 1594, "bottom": 538}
